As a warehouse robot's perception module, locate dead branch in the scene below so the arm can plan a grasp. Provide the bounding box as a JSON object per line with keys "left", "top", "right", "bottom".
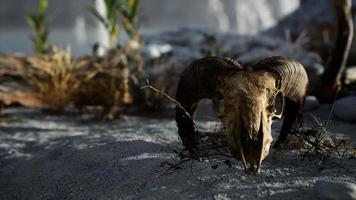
{"left": 141, "top": 84, "right": 191, "bottom": 119}
{"left": 293, "top": 116, "right": 354, "bottom": 173}
{"left": 318, "top": 0, "right": 354, "bottom": 102}
{"left": 0, "top": 49, "right": 132, "bottom": 118}
{"left": 141, "top": 84, "right": 200, "bottom": 136}
{"left": 157, "top": 128, "right": 233, "bottom": 176}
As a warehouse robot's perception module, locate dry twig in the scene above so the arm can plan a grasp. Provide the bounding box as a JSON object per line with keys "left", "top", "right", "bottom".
{"left": 293, "top": 115, "right": 353, "bottom": 173}
{"left": 141, "top": 84, "right": 190, "bottom": 118}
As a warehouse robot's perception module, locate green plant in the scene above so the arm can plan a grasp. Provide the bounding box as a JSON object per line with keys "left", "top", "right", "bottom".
{"left": 27, "top": 0, "right": 50, "bottom": 54}
{"left": 87, "top": 0, "right": 121, "bottom": 48}
{"left": 88, "top": 0, "right": 141, "bottom": 47}
{"left": 118, "top": 0, "right": 143, "bottom": 79}
{"left": 88, "top": 0, "right": 143, "bottom": 106}
{"left": 117, "top": 0, "right": 139, "bottom": 38}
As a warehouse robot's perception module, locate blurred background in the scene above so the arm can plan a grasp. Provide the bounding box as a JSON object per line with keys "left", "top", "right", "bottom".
{"left": 1, "top": 0, "right": 356, "bottom": 114}
{"left": 0, "top": 0, "right": 340, "bottom": 55}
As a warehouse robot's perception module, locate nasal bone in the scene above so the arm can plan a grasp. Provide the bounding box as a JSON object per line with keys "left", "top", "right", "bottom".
{"left": 248, "top": 117, "right": 262, "bottom": 141}
{"left": 248, "top": 123, "right": 260, "bottom": 141}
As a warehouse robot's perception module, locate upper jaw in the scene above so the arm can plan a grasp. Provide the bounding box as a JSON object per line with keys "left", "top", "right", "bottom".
{"left": 236, "top": 117, "right": 269, "bottom": 174}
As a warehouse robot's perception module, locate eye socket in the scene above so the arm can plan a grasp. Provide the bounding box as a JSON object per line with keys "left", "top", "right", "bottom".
{"left": 274, "top": 91, "right": 284, "bottom": 116}
{"left": 267, "top": 91, "right": 284, "bottom": 119}
{"left": 267, "top": 105, "right": 276, "bottom": 113}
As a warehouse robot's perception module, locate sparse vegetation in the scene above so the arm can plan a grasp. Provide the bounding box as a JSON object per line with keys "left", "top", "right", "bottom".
{"left": 5, "top": 47, "right": 97, "bottom": 111}
{"left": 117, "top": 0, "right": 143, "bottom": 79}
{"left": 268, "top": 112, "right": 354, "bottom": 174}
{"left": 87, "top": 0, "right": 144, "bottom": 114}
{"left": 0, "top": 47, "right": 132, "bottom": 117}
{"left": 87, "top": 0, "right": 142, "bottom": 51}
{"left": 87, "top": 0, "right": 121, "bottom": 48}
{"left": 27, "top": 0, "right": 51, "bottom": 54}
{"left": 25, "top": 47, "right": 83, "bottom": 111}
{"left": 88, "top": 0, "right": 143, "bottom": 72}
{"left": 2, "top": 0, "right": 143, "bottom": 118}
{"left": 74, "top": 50, "right": 133, "bottom": 119}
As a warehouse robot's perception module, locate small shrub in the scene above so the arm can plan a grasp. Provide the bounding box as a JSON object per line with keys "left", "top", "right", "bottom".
{"left": 87, "top": 0, "right": 121, "bottom": 48}
{"left": 87, "top": 0, "right": 143, "bottom": 114}
{"left": 22, "top": 47, "right": 91, "bottom": 111}
{"left": 289, "top": 116, "right": 354, "bottom": 172}
{"left": 27, "top": 0, "right": 50, "bottom": 54}
{"left": 74, "top": 51, "right": 132, "bottom": 119}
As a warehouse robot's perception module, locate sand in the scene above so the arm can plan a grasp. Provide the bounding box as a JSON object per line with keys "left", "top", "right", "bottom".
{"left": 0, "top": 105, "right": 355, "bottom": 200}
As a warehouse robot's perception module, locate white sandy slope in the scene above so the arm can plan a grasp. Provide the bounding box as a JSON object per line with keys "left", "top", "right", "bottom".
{"left": 0, "top": 105, "right": 355, "bottom": 200}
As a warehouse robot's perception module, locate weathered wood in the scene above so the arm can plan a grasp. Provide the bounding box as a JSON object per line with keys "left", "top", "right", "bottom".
{"left": 0, "top": 54, "right": 43, "bottom": 107}
{"left": 319, "top": 0, "right": 354, "bottom": 102}
{"left": 0, "top": 51, "right": 132, "bottom": 115}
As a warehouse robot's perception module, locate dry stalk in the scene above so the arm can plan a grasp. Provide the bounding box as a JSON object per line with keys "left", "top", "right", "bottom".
{"left": 74, "top": 50, "right": 132, "bottom": 119}
{"left": 141, "top": 84, "right": 191, "bottom": 118}
{"left": 163, "top": 131, "right": 233, "bottom": 175}
{"left": 22, "top": 47, "right": 89, "bottom": 110}
{"left": 140, "top": 68, "right": 175, "bottom": 109}
{"left": 159, "top": 143, "right": 233, "bottom": 176}
{"left": 294, "top": 115, "right": 353, "bottom": 173}
{"left": 0, "top": 47, "right": 131, "bottom": 118}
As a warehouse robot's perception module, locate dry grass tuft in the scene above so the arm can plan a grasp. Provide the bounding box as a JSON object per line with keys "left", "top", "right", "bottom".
{"left": 0, "top": 47, "right": 132, "bottom": 118}
{"left": 23, "top": 47, "right": 85, "bottom": 110}
{"left": 286, "top": 115, "right": 354, "bottom": 173}
{"left": 74, "top": 50, "right": 132, "bottom": 119}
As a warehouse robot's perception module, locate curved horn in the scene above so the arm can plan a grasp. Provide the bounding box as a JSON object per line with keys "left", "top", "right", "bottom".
{"left": 252, "top": 56, "right": 309, "bottom": 147}
{"left": 252, "top": 56, "right": 309, "bottom": 102}
{"left": 175, "top": 56, "right": 243, "bottom": 151}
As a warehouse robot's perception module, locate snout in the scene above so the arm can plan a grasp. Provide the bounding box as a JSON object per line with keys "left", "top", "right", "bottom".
{"left": 241, "top": 110, "right": 262, "bottom": 141}
{"left": 227, "top": 114, "right": 269, "bottom": 175}
{"left": 240, "top": 118, "right": 264, "bottom": 173}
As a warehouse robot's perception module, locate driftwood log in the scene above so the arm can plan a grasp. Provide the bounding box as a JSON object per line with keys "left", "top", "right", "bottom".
{"left": 0, "top": 50, "right": 132, "bottom": 118}
{"left": 318, "top": 0, "right": 354, "bottom": 102}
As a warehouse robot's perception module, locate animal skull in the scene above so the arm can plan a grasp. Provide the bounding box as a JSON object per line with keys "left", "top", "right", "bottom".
{"left": 218, "top": 71, "right": 284, "bottom": 174}
{"left": 175, "top": 56, "right": 308, "bottom": 174}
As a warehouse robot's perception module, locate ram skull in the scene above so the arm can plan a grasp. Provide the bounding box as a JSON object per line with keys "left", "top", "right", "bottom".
{"left": 218, "top": 71, "right": 285, "bottom": 173}
{"left": 175, "top": 56, "right": 308, "bottom": 174}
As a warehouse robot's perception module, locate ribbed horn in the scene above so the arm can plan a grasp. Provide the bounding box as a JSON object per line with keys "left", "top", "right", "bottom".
{"left": 252, "top": 56, "right": 309, "bottom": 147}
{"left": 252, "top": 56, "right": 308, "bottom": 102}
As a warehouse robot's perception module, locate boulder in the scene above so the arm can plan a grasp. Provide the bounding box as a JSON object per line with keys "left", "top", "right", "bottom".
{"left": 314, "top": 180, "right": 356, "bottom": 200}
{"left": 304, "top": 96, "right": 320, "bottom": 111}
{"left": 333, "top": 96, "right": 356, "bottom": 122}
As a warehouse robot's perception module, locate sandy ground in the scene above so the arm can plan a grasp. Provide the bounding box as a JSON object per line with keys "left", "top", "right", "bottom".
{"left": 0, "top": 105, "right": 355, "bottom": 200}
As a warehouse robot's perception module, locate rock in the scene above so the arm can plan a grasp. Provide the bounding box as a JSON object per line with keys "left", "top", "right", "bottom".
{"left": 344, "top": 66, "right": 356, "bottom": 85}
{"left": 309, "top": 63, "right": 325, "bottom": 76}
{"left": 304, "top": 96, "right": 320, "bottom": 111}
{"left": 333, "top": 96, "right": 356, "bottom": 122}
{"left": 314, "top": 180, "right": 356, "bottom": 200}
{"left": 145, "top": 44, "right": 173, "bottom": 58}
{"left": 142, "top": 28, "right": 325, "bottom": 104}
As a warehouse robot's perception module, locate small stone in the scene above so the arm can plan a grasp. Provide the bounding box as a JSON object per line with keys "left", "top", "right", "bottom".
{"left": 304, "top": 96, "right": 320, "bottom": 111}
{"left": 333, "top": 96, "right": 356, "bottom": 122}
{"left": 310, "top": 63, "right": 325, "bottom": 76}
{"left": 145, "top": 44, "right": 172, "bottom": 58}
{"left": 344, "top": 66, "right": 356, "bottom": 85}
{"left": 314, "top": 180, "right": 356, "bottom": 200}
